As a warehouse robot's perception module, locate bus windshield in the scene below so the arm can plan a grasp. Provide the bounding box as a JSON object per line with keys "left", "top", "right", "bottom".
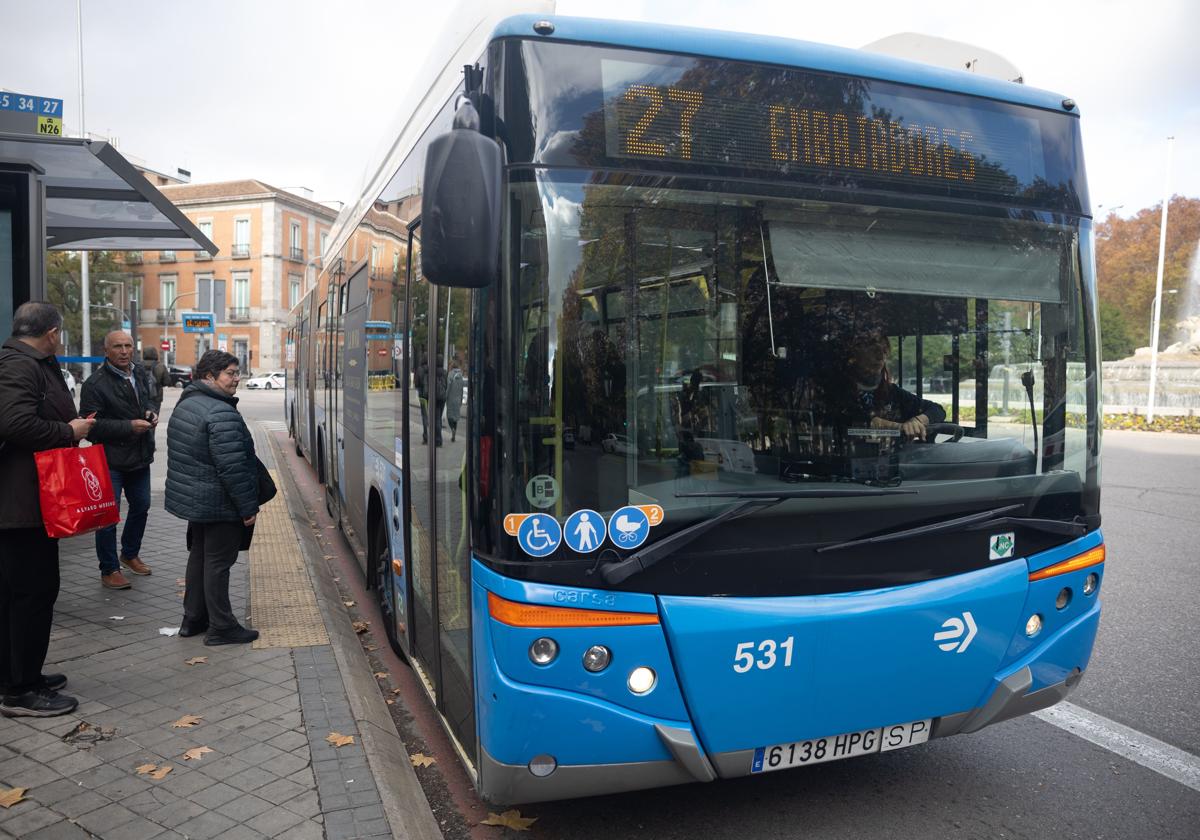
{"left": 503, "top": 171, "right": 1097, "bottom": 584}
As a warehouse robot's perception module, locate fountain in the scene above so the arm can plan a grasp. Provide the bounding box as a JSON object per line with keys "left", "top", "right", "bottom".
{"left": 1103, "top": 241, "right": 1200, "bottom": 412}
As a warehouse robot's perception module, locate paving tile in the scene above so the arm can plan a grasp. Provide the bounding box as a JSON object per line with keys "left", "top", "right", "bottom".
{"left": 245, "top": 804, "right": 305, "bottom": 836}
{"left": 73, "top": 801, "right": 139, "bottom": 835}
{"left": 24, "top": 820, "right": 94, "bottom": 839}
{"left": 217, "top": 792, "right": 274, "bottom": 821}
{"left": 44, "top": 789, "right": 110, "bottom": 820}
{"left": 0, "top": 805, "right": 65, "bottom": 837}
{"left": 174, "top": 810, "right": 239, "bottom": 840}
{"left": 276, "top": 818, "right": 325, "bottom": 840}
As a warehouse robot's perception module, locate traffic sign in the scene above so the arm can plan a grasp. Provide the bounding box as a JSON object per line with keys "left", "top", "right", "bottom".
{"left": 160, "top": 340, "right": 170, "bottom": 352}
{"left": 608, "top": 505, "right": 650, "bottom": 549}
{"left": 516, "top": 513, "right": 561, "bottom": 558}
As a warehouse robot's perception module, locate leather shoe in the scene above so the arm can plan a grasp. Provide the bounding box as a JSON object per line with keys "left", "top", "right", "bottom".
{"left": 121, "top": 556, "right": 151, "bottom": 575}
{"left": 0, "top": 674, "right": 66, "bottom": 694}
{"left": 204, "top": 625, "right": 260, "bottom": 646}
{"left": 0, "top": 688, "right": 78, "bottom": 718}
{"left": 101, "top": 570, "right": 132, "bottom": 589}
{"left": 179, "top": 621, "right": 209, "bottom": 638}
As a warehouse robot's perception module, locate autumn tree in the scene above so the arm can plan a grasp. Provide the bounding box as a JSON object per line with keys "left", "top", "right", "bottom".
{"left": 1095, "top": 195, "right": 1200, "bottom": 356}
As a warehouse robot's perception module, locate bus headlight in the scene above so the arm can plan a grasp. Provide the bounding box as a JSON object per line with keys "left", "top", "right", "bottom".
{"left": 1083, "top": 573, "right": 1099, "bottom": 596}
{"left": 1025, "top": 614, "right": 1043, "bottom": 637}
{"left": 582, "top": 645, "right": 611, "bottom": 673}
{"left": 628, "top": 666, "right": 656, "bottom": 695}
{"left": 529, "top": 637, "right": 558, "bottom": 665}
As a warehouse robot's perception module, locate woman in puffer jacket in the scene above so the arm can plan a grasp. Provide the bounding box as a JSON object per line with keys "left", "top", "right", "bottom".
{"left": 165, "top": 350, "right": 260, "bottom": 645}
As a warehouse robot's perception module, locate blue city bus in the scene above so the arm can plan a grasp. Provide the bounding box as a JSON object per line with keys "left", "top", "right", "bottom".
{"left": 288, "top": 13, "right": 1103, "bottom": 804}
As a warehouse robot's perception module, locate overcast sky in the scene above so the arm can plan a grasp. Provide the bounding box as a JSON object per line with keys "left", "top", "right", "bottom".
{"left": 2, "top": 0, "right": 1196, "bottom": 218}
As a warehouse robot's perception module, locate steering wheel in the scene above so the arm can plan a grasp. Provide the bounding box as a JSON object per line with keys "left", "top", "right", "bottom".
{"left": 924, "top": 422, "right": 965, "bottom": 442}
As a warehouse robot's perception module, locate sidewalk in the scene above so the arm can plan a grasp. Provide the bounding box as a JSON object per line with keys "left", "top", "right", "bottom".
{"left": 0, "top": 423, "right": 437, "bottom": 839}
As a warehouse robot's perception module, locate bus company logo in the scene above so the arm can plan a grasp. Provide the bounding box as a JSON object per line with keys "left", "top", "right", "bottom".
{"left": 934, "top": 611, "right": 977, "bottom": 653}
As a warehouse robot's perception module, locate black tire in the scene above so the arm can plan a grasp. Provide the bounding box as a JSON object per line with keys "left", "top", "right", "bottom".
{"left": 372, "top": 513, "right": 401, "bottom": 655}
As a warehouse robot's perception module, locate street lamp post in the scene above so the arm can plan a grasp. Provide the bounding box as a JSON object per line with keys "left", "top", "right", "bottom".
{"left": 163, "top": 292, "right": 198, "bottom": 366}
{"left": 1147, "top": 136, "right": 1175, "bottom": 422}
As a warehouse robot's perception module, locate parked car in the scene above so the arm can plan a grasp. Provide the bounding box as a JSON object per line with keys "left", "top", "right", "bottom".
{"left": 167, "top": 365, "right": 193, "bottom": 387}
{"left": 563, "top": 427, "right": 576, "bottom": 450}
{"left": 60, "top": 367, "right": 76, "bottom": 399}
{"left": 601, "top": 433, "right": 636, "bottom": 455}
{"left": 245, "top": 371, "right": 285, "bottom": 390}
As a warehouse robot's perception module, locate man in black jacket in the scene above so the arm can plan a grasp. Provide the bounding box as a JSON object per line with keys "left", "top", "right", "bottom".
{"left": 80, "top": 330, "right": 161, "bottom": 589}
{"left": 0, "top": 302, "right": 94, "bottom": 717}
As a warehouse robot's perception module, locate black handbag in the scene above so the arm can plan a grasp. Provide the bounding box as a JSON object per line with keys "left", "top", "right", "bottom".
{"left": 256, "top": 457, "right": 277, "bottom": 505}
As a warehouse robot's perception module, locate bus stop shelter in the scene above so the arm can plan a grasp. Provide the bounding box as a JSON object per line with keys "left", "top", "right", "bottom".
{"left": 0, "top": 131, "right": 216, "bottom": 339}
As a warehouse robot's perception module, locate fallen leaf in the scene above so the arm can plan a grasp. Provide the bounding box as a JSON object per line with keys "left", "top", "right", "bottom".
{"left": 171, "top": 714, "right": 203, "bottom": 729}
{"left": 182, "top": 746, "right": 213, "bottom": 761}
{"left": 410, "top": 753, "right": 436, "bottom": 768}
{"left": 386, "top": 699, "right": 394, "bottom": 705}
{"left": 149, "top": 765, "right": 173, "bottom": 780}
{"left": 352, "top": 621, "right": 369, "bottom": 634}
{"left": 364, "top": 645, "right": 377, "bottom": 652}
{"left": 373, "top": 672, "right": 389, "bottom": 680}
{"left": 0, "top": 787, "right": 27, "bottom": 809}
{"left": 390, "top": 688, "right": 402, "bottom": 695}
{"left": 343, "top": 600, "right": 356, "bottom": 607}
{"left": 135, "top": 763, "right": 158, "bottom": 775}
{"left": 326, "top": 732, "right": 355, "bottom": 748}
{"left": 482, "top": 810, "right": 538, "bottom": 831}
{"left": 323, "top": 555, "right": 334, "bottom": 560}
{"left": 184, "top": 657, "right": 207, "bottom": 666}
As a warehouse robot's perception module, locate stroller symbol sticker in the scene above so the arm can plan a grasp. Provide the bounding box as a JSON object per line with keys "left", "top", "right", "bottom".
{"left": 608, "top": 506, "right": 650, "bottom": 550}
{"left": 517, "top": 513, "right": 561, "bottom": 558}
{"left": 81, "top": 466, "right": 103, "bottom": 501}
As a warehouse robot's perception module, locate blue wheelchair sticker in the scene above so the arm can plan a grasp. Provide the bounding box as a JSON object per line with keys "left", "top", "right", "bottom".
{"left": 608, "top": 505, "right": 650, "bottom": 550}
{"left": 563, "top": 509, "right": 606, "bottom": 553}
{"left": 517, "top": 513, "right": 561, "bottom": 558}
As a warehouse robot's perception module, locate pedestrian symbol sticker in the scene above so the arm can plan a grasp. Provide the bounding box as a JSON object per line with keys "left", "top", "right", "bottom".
{"left": 517, "top": 513, "right": 561, "bottom": 558}
{"left": 525, "top": 474, "right": 559, "bottom": 510}
{"left": 608, "top": 505, "right": 651, "bottom": 550}
{"left": 563, "top": 509, "right": 605, "bottom": 553}
{"left": 989, "top": 532, "right": 1015, "bottom": 560}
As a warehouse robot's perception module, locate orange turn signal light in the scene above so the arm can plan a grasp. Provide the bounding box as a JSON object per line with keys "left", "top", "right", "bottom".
{"left": 487, "top": 592, "right": 659, "bottom": 628}
{"left": 1028, "top": 544, "right": 1105, "bottom": 582}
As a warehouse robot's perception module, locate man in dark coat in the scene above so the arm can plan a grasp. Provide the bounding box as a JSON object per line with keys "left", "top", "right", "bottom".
{"left": 165, "top": 350, "right": 261, "bottom": 645}
{"left": 0, "top": 302, "right": 95, "bottom": 717}
{"left": 80, "top": 329, "right": 162, "bottom": 589}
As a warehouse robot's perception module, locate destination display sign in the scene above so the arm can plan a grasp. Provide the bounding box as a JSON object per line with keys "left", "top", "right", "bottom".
{"left": 599, "top": 57, "right": 1050, "bottom": 198}
{"left": 0, "top": 91, "right": 64, "bottom": 136}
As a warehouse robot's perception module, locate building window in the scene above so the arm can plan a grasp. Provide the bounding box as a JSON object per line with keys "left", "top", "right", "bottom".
{"left": 233, "top": 218, "right": 250, "bottom": 258}
{"left": 289, "top": 222, "right": 303, "bottom": 262}
{"left": 196, "top": 221, "right": 213, "bottom": 259}
{"left": 370, "top": 245, "right": 380, "bottom": 276}
{"left": 159, "top": 276, "right": 177, "bottom": 323}
{"left": 320, "top": 231, "right": 328, "bottom": 260}
{"left": 160, "top": 249, "right": 176, "bottom": 262}
{"left": 232, "top": 272, "right": 251, "bottom": 321}
{"left": 289, "top": 274, "right": 301, "bottom": 309}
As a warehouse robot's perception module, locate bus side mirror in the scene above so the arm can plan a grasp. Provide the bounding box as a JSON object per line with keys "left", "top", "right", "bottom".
{"left": 421, "top": 101, "right": 501, "bottom": 288}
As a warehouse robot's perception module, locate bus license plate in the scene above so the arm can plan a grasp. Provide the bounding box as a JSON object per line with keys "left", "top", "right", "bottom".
{"left": 751, "top": 719, "right": 931, "bottom": 773}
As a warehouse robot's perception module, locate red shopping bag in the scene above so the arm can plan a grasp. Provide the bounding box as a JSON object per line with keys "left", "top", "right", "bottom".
{"left": 34, "top": 444, "right": 120, "bottom": 539}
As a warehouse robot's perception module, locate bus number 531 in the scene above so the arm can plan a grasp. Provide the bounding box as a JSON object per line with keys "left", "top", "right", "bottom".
{"left": 733, "top": 637, "right": 795, "bottom": 672}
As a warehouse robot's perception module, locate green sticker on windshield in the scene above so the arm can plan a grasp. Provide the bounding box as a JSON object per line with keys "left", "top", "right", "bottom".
{"left": 989, "top": 532, "right": 1015, "bottom": 560}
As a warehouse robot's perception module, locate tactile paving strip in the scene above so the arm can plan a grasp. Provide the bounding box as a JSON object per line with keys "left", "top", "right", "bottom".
{"left": 250, "top": 470, "right": 330, "bottom": 649}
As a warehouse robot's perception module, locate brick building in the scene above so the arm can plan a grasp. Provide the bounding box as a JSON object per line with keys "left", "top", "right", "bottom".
{"left": 123, "top": 180, "right": 338, "bottom": 373}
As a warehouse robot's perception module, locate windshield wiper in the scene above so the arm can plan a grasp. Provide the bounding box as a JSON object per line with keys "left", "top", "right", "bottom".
{"left": 817, "top": 504, "right": 1091, "bottom": 554}
{"left": 816, "top": 503, "right": 1024, "bottom": 554}
{"left": 601, "top": 486, "right": 915, "bottom": 585}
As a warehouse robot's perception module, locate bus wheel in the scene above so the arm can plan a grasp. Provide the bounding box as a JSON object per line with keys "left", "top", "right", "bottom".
{"left": 372, "top": 513, "right": 401, "bottom": 656}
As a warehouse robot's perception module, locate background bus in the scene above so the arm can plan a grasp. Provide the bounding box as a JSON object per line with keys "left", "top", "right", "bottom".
{"left": 288, "top": 10, "right": 1103, "bottom": 804}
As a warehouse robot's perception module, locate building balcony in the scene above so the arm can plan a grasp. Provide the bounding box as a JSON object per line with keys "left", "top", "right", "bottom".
{"left": 288, "top": 247, "right": 304, "bottom": 262}
{"left": 194, "top": 249, "right": 212, "bottom": 261}
{"left": 154, "top": 309, "right": 173, "bottom": 324}
{"left": 231, "top": 244, "right": 251, "bottom": 259}
{"left": 159, "top": 251, "right": 176, "bottom": 263}
{"left": 125, "top": 251, "right": 143, "bottom": 265}
{"left": 229, "top": 307, "right": 252, "bottom": 323}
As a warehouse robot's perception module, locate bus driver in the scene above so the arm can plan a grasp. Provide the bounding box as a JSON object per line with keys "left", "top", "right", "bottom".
{"left": 848, "top": 332, "right": 946, "bottom": 441}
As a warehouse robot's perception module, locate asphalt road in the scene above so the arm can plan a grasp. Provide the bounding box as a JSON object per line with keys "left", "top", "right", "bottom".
{"left": 177, "top": 393, "right": 1200, "bottom": 839}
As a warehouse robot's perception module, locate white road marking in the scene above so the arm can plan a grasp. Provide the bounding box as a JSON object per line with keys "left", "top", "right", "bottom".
{"left": 1034, "top": 701, "right": 1200, "bottom": 793}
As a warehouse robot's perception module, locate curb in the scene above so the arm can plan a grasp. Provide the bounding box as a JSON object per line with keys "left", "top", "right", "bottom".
{"left": 269, "top": 434, "right": 444, "bottom": 840}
